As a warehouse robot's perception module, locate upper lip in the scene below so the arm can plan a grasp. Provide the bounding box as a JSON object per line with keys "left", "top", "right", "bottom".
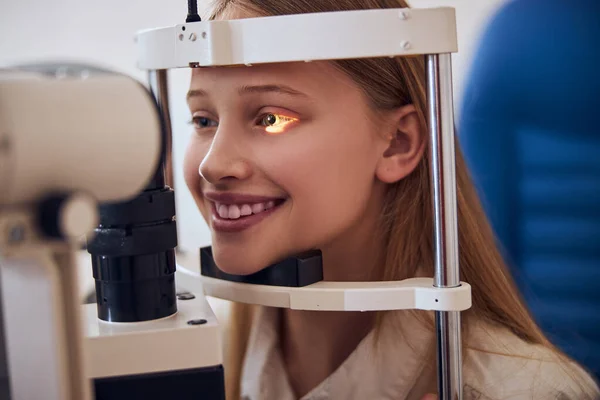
{"left": 203, "top": 191, "right": 284, "bottom": 205}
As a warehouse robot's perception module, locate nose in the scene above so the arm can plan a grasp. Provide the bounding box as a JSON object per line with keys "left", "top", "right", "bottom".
{"left": 199, "top": 126, "right": 253, "bottom": 185}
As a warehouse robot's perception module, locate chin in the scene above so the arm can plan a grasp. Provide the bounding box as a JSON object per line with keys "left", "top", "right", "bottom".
{"left": 210, "top": 242, "right": 281, "bottom": 276}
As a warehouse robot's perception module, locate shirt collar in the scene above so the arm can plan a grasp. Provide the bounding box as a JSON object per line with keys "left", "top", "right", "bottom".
{"left": 241, "top": 306, "right": 434, "bottom": 400}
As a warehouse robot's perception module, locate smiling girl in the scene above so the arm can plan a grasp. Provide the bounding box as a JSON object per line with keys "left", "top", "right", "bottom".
{"left": 182, "top": 1, "right": 600, "bottom": 399}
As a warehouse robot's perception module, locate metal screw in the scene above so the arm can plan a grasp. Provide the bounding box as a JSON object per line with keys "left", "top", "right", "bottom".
{"left": 187, "top": 319, "right": 207, "bottom": 326}
{"left": 401, "top": 41, "right": 411, "bottom": 50}
{"left": 201, "top": 31, "right": 207, "bottom": 39}
{"left": 178, "top": 33, "right": 184, "bottom": 41}
{"left": 189, "top": 33, "right": 197, "bottom": 41}
{"left": 399, "top": 10, "right": 410, "bottom": 20}
{"left": 177, "top": 293, "right": 196, "bottom": 301}
{"left": 8, "top": 225, "right": 25, "bottom": 244}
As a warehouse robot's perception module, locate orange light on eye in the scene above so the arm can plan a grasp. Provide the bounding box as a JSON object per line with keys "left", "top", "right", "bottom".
{"left": 265, "top": 116, "right": 298, "bottom": 135}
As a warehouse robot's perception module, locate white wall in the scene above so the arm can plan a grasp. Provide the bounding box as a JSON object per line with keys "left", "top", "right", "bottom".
{"left": 415, "top": 0, "right": 506, "bottom": 103}
{"left": 0, "top": 0, "right": 506, "bottom": 274}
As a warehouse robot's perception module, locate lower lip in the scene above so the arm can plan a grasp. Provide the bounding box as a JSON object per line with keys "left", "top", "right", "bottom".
{"left": 210, "top": 201, "right": 284, "bottom": 233}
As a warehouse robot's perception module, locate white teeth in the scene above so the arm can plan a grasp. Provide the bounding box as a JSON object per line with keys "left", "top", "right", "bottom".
{"left": 251, "top": 203, "right": 265, "bottom": 214}
{"left": 228, "top": 205, "right": 241, "bottom": 219}
{"left": 216, "top": 201, "right": 280, "bottom": 220}
{"left": 217, "top": 204, "right": 229, "bottom": 218}
{"left": 240, "top": 204, "right": 253, "bottom": 216}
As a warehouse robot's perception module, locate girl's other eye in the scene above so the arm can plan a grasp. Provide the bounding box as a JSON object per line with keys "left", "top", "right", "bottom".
{"left": 190, "top": 116, "right": 218, "bottom": 129}
{"left": 189, "top": 113, "right": 298, "bottom": 135}
{"left": 259, "top": 113, "right": 299, "bottom": 135}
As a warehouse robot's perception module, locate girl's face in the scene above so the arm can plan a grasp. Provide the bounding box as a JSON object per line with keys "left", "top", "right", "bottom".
{"left": 184, "top": 61, "right": 404, "bottom": 275}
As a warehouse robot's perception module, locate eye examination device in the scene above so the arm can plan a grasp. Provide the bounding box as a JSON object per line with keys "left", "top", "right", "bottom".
{"left": 0, "top": 1, "right": 470, "bottom": 399}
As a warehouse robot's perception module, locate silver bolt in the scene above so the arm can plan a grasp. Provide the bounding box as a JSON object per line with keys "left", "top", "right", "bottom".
{"left": 8, "top": 225, "right": 25, "bottom": 244}
{"left": 399, "top": 10, "right": 410, "bottom": 20}
{"left": 178, "top": 33, "right": 184, "bottom": 41}
{"left": 401, "top": 40, "right": 411, "bottom": 50}
{"left": 189, "top": 33, "right": 197, "bottom": 41}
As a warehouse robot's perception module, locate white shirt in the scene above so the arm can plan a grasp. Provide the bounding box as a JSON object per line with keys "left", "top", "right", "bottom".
{"left": 240, "top": 306, "right": 599, "bottom": 400}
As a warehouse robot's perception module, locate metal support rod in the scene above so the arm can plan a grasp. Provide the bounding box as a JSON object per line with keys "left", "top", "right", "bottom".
{"left": 426, "top": 53, "right": 462, "bottom": 400}
{"left": 0, "top": 247, "right": 93, "bottom": 400}
{"left": 148, "top": 70, "right": 174, "bottom": 188}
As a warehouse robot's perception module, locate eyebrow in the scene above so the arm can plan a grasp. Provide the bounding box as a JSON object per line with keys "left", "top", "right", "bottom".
{"left": 186, "top": 84, "right": 308, "bottom": 100}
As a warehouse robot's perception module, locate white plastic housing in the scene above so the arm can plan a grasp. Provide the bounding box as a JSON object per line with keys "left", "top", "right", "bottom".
{"left": 84, "top": 294, "right": 221, "bottom": 379}
{"left": 136, "top": 7, "right": 457, "bottom": 70}
{"left": 201, "top": 276, "right": 471, "bottom": 312}
{"left": 0, "top": 70, "right": 162, "bottom": 206}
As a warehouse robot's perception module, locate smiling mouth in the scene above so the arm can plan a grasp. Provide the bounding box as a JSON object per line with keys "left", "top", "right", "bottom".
{"left": 214, "top": 199, "right": 286, "bottom": 220}
{"left": 212, "top": 197, "right": 286, "bottom": 221}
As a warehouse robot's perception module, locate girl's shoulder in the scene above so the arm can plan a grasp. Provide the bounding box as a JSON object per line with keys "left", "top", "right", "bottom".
{"left": 462, "top": 320, "right": 599, "bottom": 400}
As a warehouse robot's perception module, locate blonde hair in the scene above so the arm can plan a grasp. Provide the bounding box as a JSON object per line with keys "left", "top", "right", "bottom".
{"left": 206, "top": 1, "right": 598, "bottom": 399}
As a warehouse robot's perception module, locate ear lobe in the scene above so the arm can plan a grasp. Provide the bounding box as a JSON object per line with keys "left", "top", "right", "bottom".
{"left": 375, "top": 104, "right": 425, "bottom": 184}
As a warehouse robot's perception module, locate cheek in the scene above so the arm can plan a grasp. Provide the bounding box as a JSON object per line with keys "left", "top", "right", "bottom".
{"left": 302, "top": 144, "right": 374, "bottom": 214}
{"left": 260, "top": 122, "right": 378, "bottom": 243}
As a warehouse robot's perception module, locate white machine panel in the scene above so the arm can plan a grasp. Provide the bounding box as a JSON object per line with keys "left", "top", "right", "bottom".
{"left": 137, "top": 7, "right": 458, "bottom": 70}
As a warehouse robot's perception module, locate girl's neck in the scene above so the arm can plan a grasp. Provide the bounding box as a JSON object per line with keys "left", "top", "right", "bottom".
{"left": 280, "top": 220, "right": 383, "bottom": 398}
{"left": 280, "top": 308, "right": 376, "bottom": 398}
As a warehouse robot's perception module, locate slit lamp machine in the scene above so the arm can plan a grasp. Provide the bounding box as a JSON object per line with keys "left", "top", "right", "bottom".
{"left": 0, "top": 3, "right": 471, "bottom": 399}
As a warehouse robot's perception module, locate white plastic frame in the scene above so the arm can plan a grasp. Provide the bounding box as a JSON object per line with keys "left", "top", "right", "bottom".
{"left": 200, "top": 276, "right": 471, "bottom": 312}
{"left": 136, "top": 7, "right": 457, "bottom": 70}
{"left": 139, "top": 5, "right": 468, "bottom": 314}
{"left": 141, "top": 8, "right": 465, "bottom": 398}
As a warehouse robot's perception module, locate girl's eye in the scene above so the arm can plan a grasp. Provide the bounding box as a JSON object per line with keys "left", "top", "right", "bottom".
{"left": 258, "top": 113, "right": 298, "bottom": 135}
{"left": 190, "top": 116, "right": 218, "bottom": 129}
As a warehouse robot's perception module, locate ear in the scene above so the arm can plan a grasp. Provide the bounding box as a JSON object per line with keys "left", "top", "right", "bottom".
{"left": 375, "top": 104, "right": 426, "bottom": 184}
